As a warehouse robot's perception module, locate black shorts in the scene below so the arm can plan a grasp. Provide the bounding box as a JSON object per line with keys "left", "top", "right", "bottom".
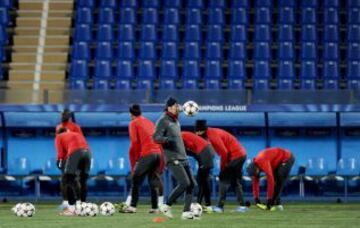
{"left": 64, "top": 149, "right": 92, "bottom": 175}
{"left": 198, "top": 145, "right": 215, "bottom": 169}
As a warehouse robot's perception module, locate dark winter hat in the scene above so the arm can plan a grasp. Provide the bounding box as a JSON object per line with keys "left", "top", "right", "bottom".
{"left": 61, "top": 109, "right": 72, "bottom": 123}
{"left": 129, "top": 104, "right": 141, "bottom": 116}
{"left": 195, "top": 119, "right": 208, "bottom": 132}
{"left": 246, "top": 162, "right": 258, "bottom": 177}
{"left": 165, "top": 97, "right": 178, "bottom": 108}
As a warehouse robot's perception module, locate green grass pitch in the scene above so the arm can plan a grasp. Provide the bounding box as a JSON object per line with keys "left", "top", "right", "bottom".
{"left": 1, "top": 202, "right": 360, "bottom": 228}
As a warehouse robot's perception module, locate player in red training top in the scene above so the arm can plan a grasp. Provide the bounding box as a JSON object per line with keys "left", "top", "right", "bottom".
{"left": 247, "top": 147, "right": 295, "bottom": 211}
{"left": 55, "top": 128, "right": 92, "bottom": 216}
{"left": 181, "top": 131, "right": 215, "bottom": 212}
{"left": 56, "top": 109, "right": 83, "bottom": 135}
{"left": 121, "top": 104, "right": 163, "bottom": 214}
{"left": 195, "top": 120, "right": 248, "bottom": 213}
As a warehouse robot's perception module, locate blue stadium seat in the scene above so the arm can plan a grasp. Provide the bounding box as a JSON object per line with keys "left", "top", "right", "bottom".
{"left": 204, "top": 79, "right": 221, "bottom": 89}
{"left": 142, "top": 8, "right": 159, "bottom": 24}
{"left": 0, "top": 8, "right": 9, "bottom": 25}
{"left": 209, "top": 0, "right": 226, "bottom": 8}
{"left": 162, "top": 42, "right": 178, "bottom": 60}
{"left": 229, "top": 42, "right": 246, "bottom": 60}
{"left": 306, "top": 157, "right": 329, "bottom": 176}
{"left": 186, "top": 8, "right": 202, "bottom": 24}
{"left": 162, "top": 25, "right": 179, "bottom": 41}
{"left": 324, "top": 8, "right": 339, "bottom": 24}
{"left": 348, "top": 0, "right": 360, "bottom": 7}
{"left": 228, "top": 79, "right": 245, "bottom": 89}
{"left": 301, "top": 42, "right": 317, "bottom": 60}
{"left": 72, "top": 42, "right": 90, "bottom": 61}
{"left": 0, "top": 26, "right": 7, "bottom": 44}
{"left": 323, "top": 79, "right": 338, "bottom": 89}
{"left": 278, "top": 79, "right": 294, "bottom": 89}
{"left": 279, "top": 7, "right": 295, "bottom": 24}
{"left": 279, "top": 0, "right": 296, "bottom": 7}
{"left": 336, "top": 158, "right": 359, "bottom": 177}
{"left": 96, "top": 24, "right": 114, "bottom": 41}
{"left": 184, "top": 42, "right": 201, "bottom": 60}
{"left": 255, "top": 7, "right": 272, "bottom": 24}
{"left": 301, "top": 61, "right": 317, "bottom": 78}
{"left": 187, "top": 0, "right": 204, "bottom": 8}
{"left": 183, "top": 80, "right": 198, "bottom": 89}
{"left": 116, "top": 60, "right": 133, "bottom": 79}
{"left": 323, "top": 42, "right": 339, "bottom": 60}
{"left": 0, "top": 46, "right": 4, "bottom": 61}
{"left": 115, "top": 80, "right": 132, "bottom": 89}
{"left": 228, "top": 60, "right": 246, "bottom": 79}
{"left": 7, "top": 157, "right": 31, "bottom": 176}
{"left": 302, "top": 8, "right": 317, "bottom": 24}
{"left": 255, "top": 0, "right": 272, "bottom": 7}
{"left": 98, "top": 8, "right": 115, "bottom": 24}
{"left": 182, "top": 60, "right": 200, "bottom": 79}
{"left": 119, "top": 8, "right": 137, "bottom": 24}
{"left": 75, "top": 7, "right": 93, "bottom": 24}
{"left": 117, "top": 42, "right": 135, "bottom": 60}
{"left": 301, "top": 0, "right": 318, "bottom": 7}
{"left": 254, "top": 61, "right": 271, "bottom": 79}
{"left": 348, "top": 43, "right": 360, "bottom": 60}
{"left": 118, "top": 24, "right": 135, "bottom": 41}
{"left": 205, "top": 60, "right": 222, "bottom": 78}
{"left": 93, "top": 79, "right": 111, "bottom": 89}
{"left": 100, "top": 0, "right": 117, "bottom": 8}
{"left": 348, "top": 79, "right": 360, "bottom": 89}
{"left": 254, "top": 42, "right": 271, "bottom": 60}
{"left": 324, "top": 0, "right": 339, "bottom": 7}
{"left": 164, "top": 0, "right": 182, "bottom": 7}
{"left": 73, "top": 24, "right": 92, "bottom": 42}
{"left": 137, "top": 60, "right": 155, "bottom": 79}
{"left": 94, "top": 60, "right": 113, "bottom": 79}
{"left": 253, "top": 79, "right": 270, "bottom": 89}
{"left": 140, "top": 24, "right": 158, "bottom": 41}
{"left": 142, "top": 0, "right": 160, "bottom": 7}
{"left": 70, "top": 60, "right": 88, "bottom": 79}
{"left": 95, "top": 42, "right": 113, "bottom": 60}
{"left": 348, "top": 25, "right": 360, "bottom": 42}
{"left": 121, "top": 0, "right": 138, "bottom": 8}
{"left": 208, "top": 8, "right": 224, "bottom": 24}
{"left": 137, "top": 79, "right": 153, "bottom": 89}
{"left": 301, "top": 25, "right": 317, "bottom": 41}
{"left": 69, "top": 79, "right": 87, "bottom": 89}
{"left": 232, "top": 0, "right": 249, "bottom": 7}
{"left": 160, "top": 60, "right": 178, "bottom": 79}
{"left": 323, "top": 25, "right": 339, "bottom": 42}
{"left": 159, "top": 80, "right": 176, "bottom": 89}
{"left": 185, "top": 25, "right": 202, "bottom": 41}
{"left": 230, "top": 25, "right": 247, "bottom": 41}
{"left": 139, "top": 42, "right": 157, "bottom": 60}
{"left": 231, "top": 8, "right": 248, "bottom": 24}
{"left": 301, "top": 79, "right": 316, "bottom": 89}
{"left": 164, "top": 8, "right": 180, "bottom": 24}
{"left": 254, "top": 25, "right": 271, "bottom": 41}
{"left": 206, "top": 42, "right": 223, "bottom": 60}
{"left": 77, "top": 0, "right": 95, "bottom": 8}
{"left": 348, "top": 8, "right": 360, "bottom": 24}
{"left": 277, "top": 61, "right": 295, "bottom": 78}
{"left": 207, "top": 25, "right": 224, "bottom": 42}
{"left": 278, "top": 25, "right": 294, "bottom": 41}
{"left": 278, "top": 42, "right": 295, "bottom": 60}
{"left": 347, "top": 61, "right": 360, "bottom": 78}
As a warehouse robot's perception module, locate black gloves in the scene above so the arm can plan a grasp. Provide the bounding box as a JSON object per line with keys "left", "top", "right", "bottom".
{"left": 56, "top": 159, "right": 64, "bottom": 170}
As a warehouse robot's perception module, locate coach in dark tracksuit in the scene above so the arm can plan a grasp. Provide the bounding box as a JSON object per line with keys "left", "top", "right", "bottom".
{"left": 153, "top": 97, "right": 197, "bottom": 219}
{"left": 247, "top": 147, "right": 295, "bottom": 211}
{"left": 181, "top": 131, "right": 215, "bottom": 208}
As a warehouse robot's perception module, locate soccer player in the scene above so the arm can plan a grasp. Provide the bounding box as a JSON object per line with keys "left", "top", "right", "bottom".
{"left": 247, "top": 147, "right": 295, "bottom": 211}
{"left": 181, "top": 131, "right": 215, "bottom": 212}
{"left": 153, "top": 97, "right": 197, "bottom": 220}
{"left": 55, "top": 128, "right": 91, "bottom": 216}
{"left": 195, "top": 120, "right": 248, "bottom": 213}
{"left": 121, "top": 104, "right": 163, "bottom": 213}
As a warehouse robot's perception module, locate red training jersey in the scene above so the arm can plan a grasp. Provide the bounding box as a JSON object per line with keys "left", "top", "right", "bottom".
{"left": 181, "top": 131, "right": 209, "bottom": 155}
{"left": 252, "top": 147, "right": 292, "bottom": 200}
{"left": 55, "top": 131, "right": 90, "bottom": 161}
{"left": 129, "top": 116, "right": 162, "bottom": 171}
{"left": 206, "top": 128, "right": 246, "bottom": 171}
{"left": 56, "top": 121, "right": 83, "bottom": 136}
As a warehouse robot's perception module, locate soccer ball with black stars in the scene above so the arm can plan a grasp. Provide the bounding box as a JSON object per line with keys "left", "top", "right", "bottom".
{"left": 182, "top": 101, "right": 199, "bottom": 117}
{"left": 100, "top": 202, "right": 115, "bottom": 216}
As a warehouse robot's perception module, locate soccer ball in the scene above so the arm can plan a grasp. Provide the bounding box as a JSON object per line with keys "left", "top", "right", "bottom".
{"left": 84, "top": 203, "right": 99, "bottom": 217}
{"left": 100, "top": 202, "right": 115, "bottom": 216}
{"left": 190, "top": 203, "right": 203, "bottom": 218}
{"left": 12, "top": 203, "right": 35, "bottom": 217}
{"left": 182, "top": 101, "right": 199, "bottom": 117}
{"left": 75, "top": 202, "right": 88, "bottom": 216}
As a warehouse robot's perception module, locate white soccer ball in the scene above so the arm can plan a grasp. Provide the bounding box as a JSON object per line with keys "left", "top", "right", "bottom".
{"left": 84, "top": 203, "right": 99, "bottom": 217}
{"left": 182, "top": 101, "right": 199, "bottom": 117}
{"left": 190, "top": 203, "right": 203, "bottom": 218}
{"left": 100, "top": 202, "right": 115, "bottom": 216}
{"left": 12, "top": 203, "right": 35, "bottom": 217}
{"left": 75, "top": 202, "right": 88, "bottom": 216}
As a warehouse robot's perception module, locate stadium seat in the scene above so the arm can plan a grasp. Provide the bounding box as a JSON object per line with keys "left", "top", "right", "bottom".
{"left": 209, "top": 0, "right": 226, "bottom": 8}
{"left": 182, "top": 79, "right": 198, "bottom": 89}
{"left": 71, "top": 42, "right": 90, "bottom": 61}
{"left": 323, "top": 79, "right": 338, "bottom": 89}
{"left": 162, "top": 25, "right": 179, "bottom": 41}
{"left": 142, "top": 8, "right": 159, "bottom": 24}
{"left": 255, "top": 0, "right": 272, "bottom": 7}
{"left": 139, "top": 42, "right": 157, "bottom": 60}
{"left": 162, "top": 42, "right": 178, "bottom": 60}
{"left": 253, "top": 79, "right": 270, "bottom": 89}
{"left": 205, "top": 60, "right": 222, "bottom": 78}
{"left": 77, "top": 0, "right": 95, "bottom": 8}
{"left": 277, "top": 61, "right": 295, "bottom": 78}
{"left": 121, "top": 0, "right": 137, "bottom": 8}
{"left": 230, "top": 25, "right": 247, "bottom": 41}
{"left": 97, "top": 8, "right": 115, "bottom": 24}
{"left": 69, "top": 79, "right": 87, "bottom": 89}
{"left": 204, "top": 79, "right": 221, "bottom": 89}
{"left": 279, "top": 0, "right": 296, "bottom": 6}
{"left": 140, "top": 24, "right": 158, "bottom": 41}
{"left": 207, "top": 25, "right": 224, "bottom": 42}
{"left": 301, "top": 8, "right": 317, "bottom": 24}
{"left": 73, "top": 24, "right": 92, "bottom": 42}
{"left": 115, "top": 80, "right": 132, "bottom": 89}
{"left": 96, "top": 24, "right": 114, "bottom": 42}
{"left": 254, "top": 25, "right": 271, "bottom": 42}
{"left": 75, "top": 7, "right": 93, "bottom": 24}
{"left": 184, "top": 42, "right": 201, "bottom": 60}
{"left": 254, "top": 61, "right": 271, "bottom": 79}
{"left": 347, "top": 79, "right": 360, "bottom": 89}
{"left": 301, "top": 0, "right": 318, "bottom": 7}
{"left": 231, "top": 8, "right": 248, "bottom": 25}
{"left": 160, "top": 60, "right": 178, "bottom": 79}
{"left": 323, "top": 61, "right": 339, "bottom": 78}
{"left": 118, "top": 24, "right": 135, "bottom": 41}
{"left": 301, "top": 79, "right": 316, "bottom": 89}
{"left": 229, "top": 42, "right": 246, "bottom": 60}
{"left": 164, "top": 0, "right": 181, "bottom": 7}
{"left": 323, "top": 42, "right": 339, "bottom": 60}
{"left": 254, "top": 42, "right": 271, "bottom": 60}
{"left": 70, "top": 60, "right": 88, "bottom": 79}
{"left": 347, "top": 61, "right": 360, "bottom": 78}
{"left": 228, "top": 79, "right": 245, "bottom": 89}
{"left": 117, "top": 42, "right": 135, "bottom": 60}
{"left": 324, "top": 0, "right": 339, "bottom": 7}
{"left": 301, "top": 42, "right": 317, "bottom": 60}
{"left": 278, "top": 25, "right": 294, "bottom": 42}
{"left": 278, "top": 42, "right": 295, "bottom": 60}
{"left": 187, "top": 0, "right": 204, "bottom": 8}
{"left": 95, "top": 42, "right": 113, "bottom": 60}
{"left": 100, "top": 0, "right": 117, "bottom": 8}
{"left": 119, "top": 8, "right": 137, "bottom": 24}
{"left": 348, "top": 25, "right": 360, "bottom": 42}
{"left": 306, "top": 157, "right": 329, "bottom": 176}
{"left": 137, "top": 60, "right": 155, "bottom": 79}
{"left": 323, "top": 25, "right": 339, "bottom": 42}
{"left": 323, "top": 8, "right": 339, "bottom": 24}
{"left": 185, "top": 25, "right": 202, "bottom": 41}
{"left": 7, "top": 157, "right": 31, "bottom": 176}
{"left": 278, "top": 79, "right": 294, "bottom": 89}
{"left": 301, "top": 25, "right": 317, "bottom": 42}
{"left": 182, "top": 60, "right": 200, "bottom": 79}
{"left": 206, "top": 42, "right": 223, "bottom": 60}
{"left": 255, "top": 7, "right": 272, "bottom": 24}
{"left": 186, "top": 8, "right": 202, "bottom": 24}
{"left": 164, "top": 8, "right": 180, "bottom": 24}
{"left": 301, "top": 61, "right": 317, "bottom": 79}
{"left": 142, "top": 0, "right": 160, "bottom": 8}
{"left": 348, "top": 8, "right": 360, "bottom": 24}
{"left": 278, "top": 7, "right": 295, "bottom": 24}
{"left": 228, "top": 60, "right": 246, "bottom": 79}
{"left": 93, "top": 79, "right": 111, "bottom": 89}
{"left": 232, "top": 0, "right": 249, "bottom": 7}
{"left": 94, "top": 60, "right": 113, "bottom": 79}
{"left": 116, "top": 60, "right": 134, "bottom": 79}
{"left": 159, "top": 79, "right": 176, "bottom": 89}
{"left": 207, "top": 8, "right": 224, "bottom": 25}
{"left": 137, "top": 79, "right": 153, "bottom": 89}
{"left": 348, "top": 43, "right": 360, "bottom": 60}
{"left": 105, "top": 157, "right": 130, "bottom": 176}
{"left": 337, "top": 158, "right": 359, "bottom": 177}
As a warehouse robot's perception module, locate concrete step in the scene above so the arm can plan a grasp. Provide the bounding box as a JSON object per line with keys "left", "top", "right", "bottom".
{"left": 18, "top": 10, "right": 72, "bottom": 17}
{"left": 12, "top": 53, "right": 37, "bottom": 62}
{"left": 14, "top": 36, "right": 70, "bottom": 46}
{"left": 16, "top": 17, "right": 72, "bottom": 27}
{"left": 16, "top": 17, "right": 41, "bottom": 27}
{"left": 9, "top": 70, "right": 65, "bottom": 81}
{"left": 10, "top": 63, "right": 67, "bottom": 71}
{"left": 12, "top": 45, "right": 69, "bottom": 53}
{"left": 19, "top": 1, "right": 73, "bottom": 11}
{"left": 47, "top": 18, "right": 72, "bottom": 27}
{"left": 12, "top": 52, "right": 68, "bottom": 64}
{"left": 45, "top": 36, "right": 70, "bottom": 45}
{"left": 15, "top": 27, "right": 70, "bottom": 36}
{"left": 19, "top": 2, "right": 43, "bottom": 10}
{"left": 6, "top": 81, "right": 66, "bottom": 90}
{"left": 49, "top": 1, "right": 74, "bottom": 11}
